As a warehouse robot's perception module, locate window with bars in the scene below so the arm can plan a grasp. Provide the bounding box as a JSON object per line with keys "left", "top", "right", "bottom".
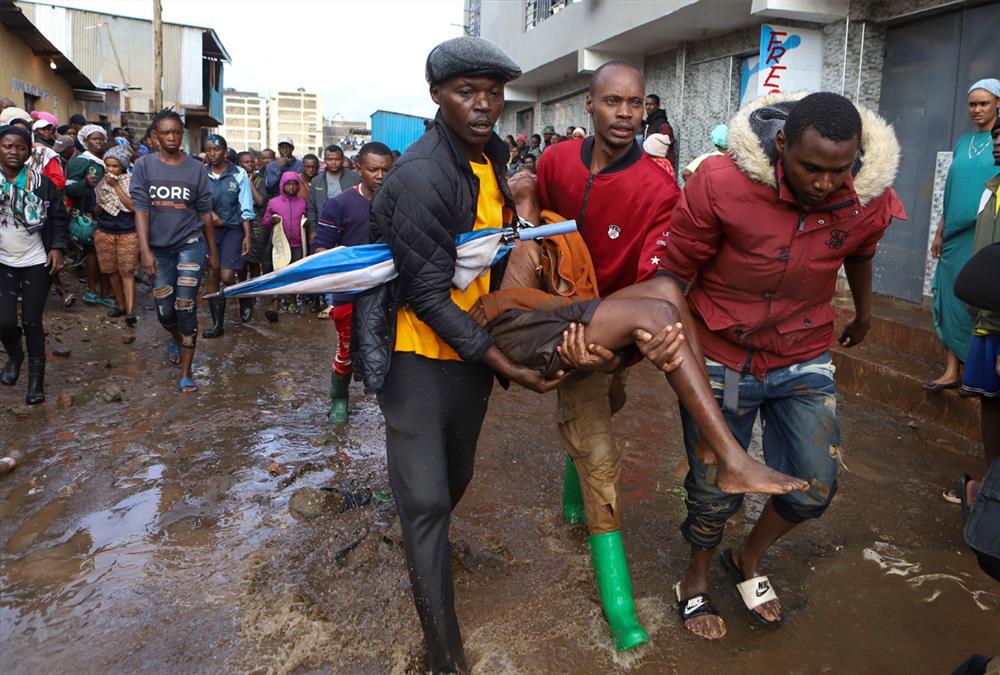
{"left": 525, "top": 0, "right": 578, "bottom": 31}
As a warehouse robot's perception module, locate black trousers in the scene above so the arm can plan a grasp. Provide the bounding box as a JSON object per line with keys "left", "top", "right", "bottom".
{"left": 0, "top": 263, "right": 50, "bottom": 358}
{"left": 378, "top": 352, "right": 493, "bottom": 673}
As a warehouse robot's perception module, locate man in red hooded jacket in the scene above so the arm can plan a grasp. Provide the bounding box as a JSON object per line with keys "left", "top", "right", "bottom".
{"left": 650, "top": 92, "right": 905, "bottom": 639}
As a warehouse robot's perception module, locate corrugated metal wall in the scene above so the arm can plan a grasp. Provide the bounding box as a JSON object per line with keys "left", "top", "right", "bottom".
{"left": 15, "top": 2, "right": 204, "bottom": 112}
{"left": 370, "top": 111, "right": 429, "bottom": 153}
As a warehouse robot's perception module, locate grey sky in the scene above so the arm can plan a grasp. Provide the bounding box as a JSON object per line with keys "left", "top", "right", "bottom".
{"left": 34, "top": 0, "right": 465, "bottom": 124}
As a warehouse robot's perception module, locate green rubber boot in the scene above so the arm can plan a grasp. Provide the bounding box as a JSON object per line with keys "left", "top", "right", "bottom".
{"left": 328, "top": 372, "right": 350, "bottom": 425}
{"left": 589, "top": 530, "right": 649, "bottom": 652}
{"left": 562, "top": 455, "right": 586, "bottom": 525}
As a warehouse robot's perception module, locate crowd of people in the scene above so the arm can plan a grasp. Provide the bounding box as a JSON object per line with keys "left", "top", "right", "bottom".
{"left": 0, "top": 97, "right": 395, "bottom": 400}
{"left": 2, "top": 36, "right": 999, "bottom": 675}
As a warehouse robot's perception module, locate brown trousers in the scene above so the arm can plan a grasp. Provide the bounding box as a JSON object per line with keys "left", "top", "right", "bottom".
{"left": 496, "top": 237, "right": 629, "bottom": 535}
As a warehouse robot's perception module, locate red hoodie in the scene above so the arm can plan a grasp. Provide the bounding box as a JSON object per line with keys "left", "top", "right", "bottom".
{"left": 537, "top": 138, "right": 680, "bottom": 295}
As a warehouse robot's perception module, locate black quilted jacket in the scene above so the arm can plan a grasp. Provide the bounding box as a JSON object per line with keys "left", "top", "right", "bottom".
{"left": 352, "top": 112, "right": 515, "bottom": 393}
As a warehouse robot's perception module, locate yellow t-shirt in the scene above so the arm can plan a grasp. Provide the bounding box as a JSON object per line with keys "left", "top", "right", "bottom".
{"left": 394, "top": 157, "right": 502, "bottom": 360}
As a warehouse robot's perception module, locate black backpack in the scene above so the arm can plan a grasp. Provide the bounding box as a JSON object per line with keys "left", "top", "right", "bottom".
{"left": 965, "top": 458, "right": 1000, "bottom": 582}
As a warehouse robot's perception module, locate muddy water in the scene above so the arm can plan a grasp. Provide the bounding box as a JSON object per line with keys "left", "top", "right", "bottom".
{"left": 2, "top": 283, "right": 998, "bottom": 674}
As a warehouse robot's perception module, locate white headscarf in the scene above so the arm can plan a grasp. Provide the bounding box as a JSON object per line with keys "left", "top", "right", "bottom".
{"left": 77, "top": 123, "right": 107, "bottom": 149}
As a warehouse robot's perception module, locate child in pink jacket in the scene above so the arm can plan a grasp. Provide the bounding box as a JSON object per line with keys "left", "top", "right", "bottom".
{"left": 261, "top": 171, "right": 308, "bottom": 321}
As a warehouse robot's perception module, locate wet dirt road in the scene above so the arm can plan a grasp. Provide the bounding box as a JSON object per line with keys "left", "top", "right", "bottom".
{"left": 1, "top": 283, "right": 997, "bottom": 674}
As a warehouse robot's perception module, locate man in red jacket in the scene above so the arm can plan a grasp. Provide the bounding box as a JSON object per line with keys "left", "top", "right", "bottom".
{"left": 652, "top": 92, "right": 905, "bottom": 639}
{"left": 532, "top": 61, "right": 677, "bottom": 651}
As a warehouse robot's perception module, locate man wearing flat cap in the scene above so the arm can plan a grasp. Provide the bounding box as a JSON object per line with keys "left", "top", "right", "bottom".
{"left": 355, "top": 36, "right": 564, "bottom": 673}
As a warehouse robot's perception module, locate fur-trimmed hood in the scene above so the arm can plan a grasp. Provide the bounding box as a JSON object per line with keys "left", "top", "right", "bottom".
{"left": 726, "top": 92, "right": 900, "bottom": 207}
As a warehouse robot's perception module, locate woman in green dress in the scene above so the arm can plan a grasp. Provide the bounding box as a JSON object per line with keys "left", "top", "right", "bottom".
{"left": 926, "top": 79, "right": 1000, "bottom": 391}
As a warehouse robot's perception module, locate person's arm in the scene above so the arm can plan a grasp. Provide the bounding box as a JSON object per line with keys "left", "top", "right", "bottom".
{"left": 129, "top": 160, "right": 157, "bottom": 277}
{"left": 43, "top": 157, "right": 66, "bottom": 191}
{"left": 313, "top": 198, "right": 344, "bottom": 252}
{"left": 194, "top": 167, "right": 219, "bottom": 270}
{"left": 236, "top": 170, "right": 254, "bottom": 256}
{"left": 63, "top": 157, "right": 88, "bottom": 200}
{"left": 839, "top": 259, "right": 872, "bottom": 347}
{"left": 110, "top": 175, "right": 135, "bottom": 212}
{"left": 262, "top": 200, "right": 276, "bottom": 228}
{"left": 657, "top": 166, "right": 723, "bottom": 287}
{"left": 42, "top": 178, "right": 68, "bottom": 275}
{"left": 248, "top": 175, "right": 266, "bottom": 207}
{"left": 837, "top": 189, "right": 906, "bottom": 347}
{"left": 306, "top": 180, "right": 319, "bottom": 234}
{"left": 237, "top": 169, "right": 255, "bottom": 222}
{"left": 374, "top": 163, "right": 499, "bottom": 365}
{"left": 264, "top": 161, "right": 280, "bottom": 192}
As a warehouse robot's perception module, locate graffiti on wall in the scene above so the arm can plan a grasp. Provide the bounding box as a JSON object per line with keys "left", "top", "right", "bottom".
{"left": 756, "top": 24, "right": 823, "bottom": 98}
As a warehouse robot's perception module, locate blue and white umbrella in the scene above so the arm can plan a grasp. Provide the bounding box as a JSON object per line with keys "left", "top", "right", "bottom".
{"left": 216, "top": 221, "right": 577, "bottom": 298}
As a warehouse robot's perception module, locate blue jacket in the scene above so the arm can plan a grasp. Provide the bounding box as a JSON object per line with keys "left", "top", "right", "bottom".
{"left": 207, "top": 161, "right": 254, "bottom": 228}
{"left": 264, "top": 156, "right": 303, "bottom": 197}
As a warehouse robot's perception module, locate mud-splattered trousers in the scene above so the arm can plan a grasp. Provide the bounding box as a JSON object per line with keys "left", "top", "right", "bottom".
{"left": 557, "top": 368, "right": 629, "bottom": 534}
{"left": 151, "top": 235, "right": 207, "bottom": 347}
{"left": 377, "top": 352, "right": 494, "bottom": 673}
{"left": 680, "top": 353, "right": 841, "bottom": 550}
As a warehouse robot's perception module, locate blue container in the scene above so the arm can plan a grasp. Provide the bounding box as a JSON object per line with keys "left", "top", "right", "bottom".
{"left": 370, "top": 110, "right": 430, "bottom": 154}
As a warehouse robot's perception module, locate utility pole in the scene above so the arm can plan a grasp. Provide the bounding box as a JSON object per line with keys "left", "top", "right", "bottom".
{"left": 153, "top": 0, "right": 163, "bottom": 110}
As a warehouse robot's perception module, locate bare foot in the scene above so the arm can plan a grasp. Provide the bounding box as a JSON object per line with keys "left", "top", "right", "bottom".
{"left": 677, "top": 578, "right": 726, "bottom": 639}
{"left": 731, "top": 546, "right": 781, "bottom": 623}
{"left": 717, "top": 454, "right": 809, "bottom": 495}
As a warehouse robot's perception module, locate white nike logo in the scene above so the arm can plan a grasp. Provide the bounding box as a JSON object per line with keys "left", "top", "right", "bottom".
{"left": 756, "top": 580, "right": 771, "bottom": 597}
{"left": 685, "top": 597, "right": 706, "bottom": 614}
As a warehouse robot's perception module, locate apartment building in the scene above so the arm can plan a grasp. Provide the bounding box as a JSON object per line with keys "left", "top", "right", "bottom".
{"left": 268, "top": 88, "right": 323, "bottom": 156}
{"left": 220, "top": 89, "right": 267, "bottom": 151}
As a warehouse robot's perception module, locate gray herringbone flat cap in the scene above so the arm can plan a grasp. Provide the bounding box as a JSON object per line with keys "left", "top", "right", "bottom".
{"left": 425, "top": 37, "right": 521, "bottom": 85}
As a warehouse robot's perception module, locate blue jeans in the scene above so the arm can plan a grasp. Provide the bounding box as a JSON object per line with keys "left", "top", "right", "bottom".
{"left": 680, "top": 353, "right": 841, "bottom": 550}
{"left": 151, "top": 235, "right": 207, "bottom": 347}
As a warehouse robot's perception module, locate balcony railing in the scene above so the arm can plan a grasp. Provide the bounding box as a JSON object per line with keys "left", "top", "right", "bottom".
{"left": 524, "top": 0, "right": 578, "bottom": 31}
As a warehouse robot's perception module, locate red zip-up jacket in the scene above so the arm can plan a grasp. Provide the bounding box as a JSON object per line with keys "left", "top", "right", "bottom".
{"left": 658, "top": 98, "right": 906, "bottom": 378}
{"left": 537, "top": 137, "right": 680, "bottom": 295}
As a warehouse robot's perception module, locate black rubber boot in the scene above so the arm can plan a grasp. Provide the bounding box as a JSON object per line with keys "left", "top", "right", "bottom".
{"left": 238, "top": 297, "right": 254, "bottom": 323}
{"left": 1, "top": 328, "right": 25, "bottom": 386}
{"left": 25, "top": 357, "right": 45, "bottom": 405}
{"left": 202, "top": 296, "right": 226, "bottom": 338}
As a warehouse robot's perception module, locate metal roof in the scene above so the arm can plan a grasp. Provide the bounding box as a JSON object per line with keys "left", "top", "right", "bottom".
{"left": 0, "top": 0, "right": 99, "bottom": 91}
{"left": 16, "top": 1, "right": 232, "bottom": 62}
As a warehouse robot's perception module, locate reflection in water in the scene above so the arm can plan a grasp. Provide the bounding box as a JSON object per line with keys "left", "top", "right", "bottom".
{"left": 0, "top": 307, "right": 386, "bottom": 673}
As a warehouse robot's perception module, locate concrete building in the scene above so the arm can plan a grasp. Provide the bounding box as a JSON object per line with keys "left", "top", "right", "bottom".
{"left": 476, "top": 0, "right": 1000, "bottom": 304}
{"left": 268, "top": 88, "right": 323, "bottom": 157}
{"left": 15, "top": 0, "right": 231, "bottom": 153}
{"left": 220, "top": 89, "right": 267, "bottom": 151}
{"left": 0, "top": 0, "right": 102, "bottom": 123}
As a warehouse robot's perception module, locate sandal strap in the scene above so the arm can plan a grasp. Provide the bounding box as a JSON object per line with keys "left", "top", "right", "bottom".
{"left": 736, "top": 575, "right": 778, "bottom": 611}
{"left": 674, "top": 583, "right": 721, "bottom": 622}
